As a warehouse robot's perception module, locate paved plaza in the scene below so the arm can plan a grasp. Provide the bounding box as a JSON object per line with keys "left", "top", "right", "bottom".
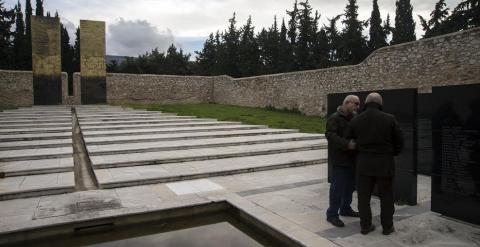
{"left": 0, "top": 106, "right": 478, "bottom": 246}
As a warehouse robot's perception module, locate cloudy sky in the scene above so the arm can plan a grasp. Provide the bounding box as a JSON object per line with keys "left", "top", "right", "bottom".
{"left": 5, "top": 0, "right": 462, "bottom": 58}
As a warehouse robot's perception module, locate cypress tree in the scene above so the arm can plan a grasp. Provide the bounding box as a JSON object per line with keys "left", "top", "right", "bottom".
{"left": 35, "top": 0, "right": 43, "bottom": 16}
{"left": 340, "top": 0, "right": 368, "bottom": 65}
{"left": 296, "top": 0, "right": 315, "bottom": 70}
{"left": 238, "top": 16, "right": 260, "bottom": 77}
{"left": 195, "top": 33, "right": 217, "bottom": 75}
{"left": 392, "top": 0, "right": 416, "bottom": 44}
{"left": 223, "top": 13, "right": 240, "bottom": 77}
{"left": 368, "top": 0, "right": 388, "bottom": 52}
{"left": 73, "top": 27, "right": 80, "bottom": 72}
{"left": 286, "top": 0, "right": 299, "bottom": 70}
{"left": 13, "top": 1, "right": 26, "bottom": 69}
{"left": 325, "top": 15, "right": 341, "bottom": 65}
{"left": 0, "top": 1, "right": 15, "bottom": 69}
{"left": 277, "top": 19, "right": 291, "bottom": 72}
{"left": 257, "top": 27, "right": 268, "bottom": 73}
{"left": 419, "top": 0, "right": 450, "bottom": 38}
{"left": 25, "top": 0, "right": 32, "bottom": 69}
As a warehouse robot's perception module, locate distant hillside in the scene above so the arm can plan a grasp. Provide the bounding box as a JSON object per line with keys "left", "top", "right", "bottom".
{"left": 106, "top": 55, "right": 129, "bottom": 65}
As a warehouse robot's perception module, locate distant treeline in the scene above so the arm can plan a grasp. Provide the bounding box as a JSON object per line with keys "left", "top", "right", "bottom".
{"left": 0, "top": 0, "right": 478, "bottom": 78}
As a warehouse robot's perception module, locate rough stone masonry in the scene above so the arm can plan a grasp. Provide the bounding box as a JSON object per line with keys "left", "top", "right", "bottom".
{"left": 1, "top": 27, "right": 479, "bottom": 116}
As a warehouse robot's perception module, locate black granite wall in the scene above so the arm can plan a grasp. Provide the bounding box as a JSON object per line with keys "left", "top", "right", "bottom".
{"left": 431, "top": 83, "right": 480, "bottom": 225}
{"left": 327, "top": 88, "right": 418, "bottom": 205}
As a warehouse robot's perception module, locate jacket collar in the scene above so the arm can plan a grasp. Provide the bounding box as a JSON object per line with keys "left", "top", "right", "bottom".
{"left": 337, "top": 106, "right": 353, "bottom": 119}
{"left": 364, "top": 102, "right": 383, "bottom": 111}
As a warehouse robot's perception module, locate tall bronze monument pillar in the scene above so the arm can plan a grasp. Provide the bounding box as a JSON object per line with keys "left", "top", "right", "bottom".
{"left": 31, "top": 16, "right": 62, "bottom": 105}
{"left": 80, "top": 20, "right": 106, "bottom": 104}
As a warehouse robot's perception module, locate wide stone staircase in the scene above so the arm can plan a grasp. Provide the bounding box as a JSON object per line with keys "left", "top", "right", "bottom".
{"left": 0, "top": 105, "right": 327, "bottom": 200}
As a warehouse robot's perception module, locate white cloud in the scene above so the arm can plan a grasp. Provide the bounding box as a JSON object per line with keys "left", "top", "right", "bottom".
{"left": 106, "top": 18, "right": 175, "bottom": 56}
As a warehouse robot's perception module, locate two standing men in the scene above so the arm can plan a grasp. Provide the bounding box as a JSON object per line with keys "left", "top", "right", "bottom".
{"left": 325, "top": 92, "right": 404, "bottom": 235}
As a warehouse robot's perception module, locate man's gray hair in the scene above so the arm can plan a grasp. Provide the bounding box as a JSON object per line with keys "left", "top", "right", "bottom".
{"left": 365, "top": 92, "right": 383, "bottom": 105}
{"left": 343, "top": 95, "right": 359, "bottom": 105}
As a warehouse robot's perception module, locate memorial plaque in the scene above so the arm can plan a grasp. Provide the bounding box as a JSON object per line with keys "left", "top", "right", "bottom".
{"left": 417, "top": 93, "right": 433, "bottom": 175}
{"left": 80, "top": 20, "right": 106, "bottom": 104}
{"left": 432, "top": 83, "right": 480, "bottom": 225}
{"left": 31, "top": 16, "right": 62, "bottom": 105}
{"left": 327, "top": 89, "right": 418, "bottom": 205}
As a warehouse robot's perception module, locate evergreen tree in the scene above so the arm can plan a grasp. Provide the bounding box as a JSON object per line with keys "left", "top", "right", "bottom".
{"left": 35, "top": 0, "right": 43, "bottom": 16}
{"left": 164, "top": 44, "right": 191, "bottom": 75}
{"left": 223, "top": 13, "right": 240, "bottom": 77}
{"left": 256, "top": 27, "right": 268, "bottom": 73}
{"left": 73, "top": 27, "right": 80, "bottom": 72}
{"left": 267, "top": 16, "right": 280, "bottom": 73}
{"left": 277, "top": 19, "right": 291, "bottom": 72}
{"left": 238, "top": 16, "right": 260, "bottom": 77}
{"left": 286, "top": 0, "right": 299, "bottom": 70}
{"left": 213, "top": 31, "right": 226, "bottom": 75}
{"left": 0, "top": 1, "right": 15, "bottom": 69}
{"left": 296, "top": 0, "right": 315, "bottom": 70}
{"left": 340, "top": 0, "right": 368, "bottom": 65}
{"left": 312, "top": 26, "right": 330, "bottom": 68}
{"left": 25, "top": 0, "right": 32, "bottom": 69}
{"left": 13, "top": 1, "right": 26, "bottom": 69}
{"left": 418, "top": 0, "right": 451, "bottom": 38}
{"left": 195, "top": 33, "right": 217, "bottom": 75}
{"left": 392, "top": 0, "right": 416, "bottom": 44}
{"left": 438, "top": 0, "right": 479, "bottom": 34}
{"left": 368, "top": 0, "right": 388, "bottom": 52}
{"left": 325, "top": 15, "right": 342, "bottom": 65}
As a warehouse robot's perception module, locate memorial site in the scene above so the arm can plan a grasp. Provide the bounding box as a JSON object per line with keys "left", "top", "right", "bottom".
{"left": 0, "top": 0, "right": 479, "bottom": 246}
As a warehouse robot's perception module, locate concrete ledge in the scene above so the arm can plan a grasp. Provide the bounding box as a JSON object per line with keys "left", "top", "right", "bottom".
{"left": 0, "top": 186, "right": 75, "bottom": 201}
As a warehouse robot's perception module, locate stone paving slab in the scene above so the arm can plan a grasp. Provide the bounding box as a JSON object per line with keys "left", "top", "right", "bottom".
{"left": 84, "top": 128, "right": 299, "bottom": 145}
{"left": 86, "top": 133, "right": 324, "bottom": 155}
{"left": 79, "top": 116, "right": 201, "bottom": 125}
{"left": 0, "top": 157, "right": 74, "bottom": 176}
{"left": 95, "top": 150, "right": 327, "bottom": 188}
{"left": 0, "top": 146, "right": 73, "bottom": 162}
{"left": 0, "top": 172, "right": 75, "bottom": 200}
{"left": 0, "top": 119, "right": 72, "bottom": 125}
{"left": 90, "top": 139, "right": 326, "bottom": 169}
{"left": 81, "top": 124, "right": 267, "bottom": 137}
{"left": 0, "top": 123, "right": 72, "bottom": 129}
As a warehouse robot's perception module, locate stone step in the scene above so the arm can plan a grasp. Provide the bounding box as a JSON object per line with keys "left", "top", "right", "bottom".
{"left": 0, "top": 172, "right": 75, "bottom": 201}
{"left": 84, "top": 129, "right": 299, "bottom": 145}
{"left": 0, "top": 112, "right": 71, "bottom": 117}
{"left": 77, "top": 115, "right": 179, "bottom": 121}
{"left": 0, "top": 123, "right": 72, "bottom": 129}
{"left": 91, "top": 139, "right": 326, "bottom": 169}
{"left": 0, "top": 157, "right": 74, "bottom": 177}
{"left": 76, "top": 113, "right": 174, "bottom": 118}
{"left": 0, "top": 146, "right": 73, "bottom": 162}
{"left": 82, "top": 125, "right": 267, "bottom": 137}
{"left": 87, "top": 133, "right": 325, "bottom": 156}
{"left": 79, "top": 116, "right": 198, "bottom": 125}
{"left": 80, "top": 121, "right": 235, "bottom": 131}
{"left": 97, "top": 150, "right": 327, "bottom": 189}
{"left": 0, "top": 119, "right": 72, "bottom": 125}
{"left": 0, "top": 116, "right": 71, "bottom": 121}
{"left": 0, "top": 126, "right": 72, "bottom": 135}
{"left": 0, "top": 139, "right": 72, "bottom": 151}
{"left": 0, "top": 132, "right": 71, "bottom": 142}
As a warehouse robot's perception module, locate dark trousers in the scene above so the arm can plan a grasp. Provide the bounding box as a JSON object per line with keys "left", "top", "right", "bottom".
{"left": 357, "top": 175, "right": 395, "bottom": 230}
{"left": 326, "top": 166, "right": 356, "bottom": 219}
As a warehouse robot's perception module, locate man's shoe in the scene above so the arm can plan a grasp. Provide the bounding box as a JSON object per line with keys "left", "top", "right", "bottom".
{"left": 360, "top": 225, "right": 376, "bottom": 235}
{"left": 382, "top": 226, "right": 395, "bottom": 235}
{"left": 340, "top": 210, "right": 360, "bottom": 217}
{"left": 327, "top": 217, "right": 345, "bottom": 227}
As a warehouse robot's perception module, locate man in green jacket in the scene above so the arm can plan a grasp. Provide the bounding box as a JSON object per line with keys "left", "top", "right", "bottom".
{"left": 326, "top": 95, "right": 360, "bottom": 227}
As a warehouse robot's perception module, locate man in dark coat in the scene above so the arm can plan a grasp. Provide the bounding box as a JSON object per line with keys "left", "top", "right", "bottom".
{"left": 347, "top": 92, "right": 404, "bottom": 235}
{"left": 326, "top": 95, "right": 360, "bottom": 227}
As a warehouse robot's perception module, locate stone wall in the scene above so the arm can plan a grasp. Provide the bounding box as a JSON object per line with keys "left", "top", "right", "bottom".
{"left": 1, "top": 27, "right": 479, "bottom": 114}
{"left": 0, "top": 70, "right": 33, "bottom": 107}
{"left": 214, "top": 27, "right": 480, "bottom": 115}
{"left": 106, "top": 73, "right": 215, "bottom": 105}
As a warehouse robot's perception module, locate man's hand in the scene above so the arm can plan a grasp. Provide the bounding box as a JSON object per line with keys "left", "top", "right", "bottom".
{"left": 347, "top": 140, "right": 356, "bottom": 150}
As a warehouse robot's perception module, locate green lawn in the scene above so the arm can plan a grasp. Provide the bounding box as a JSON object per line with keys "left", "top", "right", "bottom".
{"left": 125, "top": 103, "right": 326, "bottom": 134}
{"left": 0, "top": 105, "right": 17, "bottom": 112}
